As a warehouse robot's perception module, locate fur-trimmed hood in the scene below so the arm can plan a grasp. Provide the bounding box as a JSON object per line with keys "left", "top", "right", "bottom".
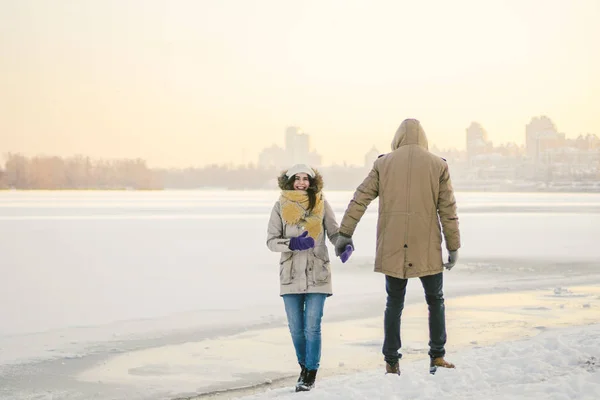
{"left": 277, "top": 168, "right": 324, "bottom": 193}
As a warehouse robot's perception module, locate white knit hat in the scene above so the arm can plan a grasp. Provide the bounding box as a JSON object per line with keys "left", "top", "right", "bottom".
{"left": 285, "top": 164, "right": 315, "bottom": 179}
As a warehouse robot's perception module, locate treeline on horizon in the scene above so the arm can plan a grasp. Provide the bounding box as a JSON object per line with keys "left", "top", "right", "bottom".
{"left": 0, "top": 153, "right": 368, "bottom": 190}
{"left": 0, "top": 153, "right": 160, "bottom": 190}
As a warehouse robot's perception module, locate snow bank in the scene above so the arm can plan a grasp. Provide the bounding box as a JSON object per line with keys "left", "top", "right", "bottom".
{"left": 241, "top": 323, "right": 600, "bottom": 400}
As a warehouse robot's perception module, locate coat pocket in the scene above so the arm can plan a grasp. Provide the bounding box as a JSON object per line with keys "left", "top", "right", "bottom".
{"left": 279, "top": 253, "right": 294, "bottom": 285}
{"left": 312, "top": 254, "right": 331, "bottom": 284}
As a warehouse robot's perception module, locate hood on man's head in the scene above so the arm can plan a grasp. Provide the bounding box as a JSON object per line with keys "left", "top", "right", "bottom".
{"left": 277, "top": 165, "right": 323, "bottom": 192}
{"left": 391, "top": 119, "right": 429, "bottom": 151}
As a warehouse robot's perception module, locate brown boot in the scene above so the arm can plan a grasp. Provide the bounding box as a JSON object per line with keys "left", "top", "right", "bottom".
{"left": 385, "top": 362, "right": 401, "bottom": 375}
{"left": 429, "top": 357, "right": 455, "bottom": 374}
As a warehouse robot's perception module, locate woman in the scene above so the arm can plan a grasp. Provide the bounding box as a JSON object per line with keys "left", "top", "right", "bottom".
{"left": 266, "top": 163, "right": 352, "bottom": 392}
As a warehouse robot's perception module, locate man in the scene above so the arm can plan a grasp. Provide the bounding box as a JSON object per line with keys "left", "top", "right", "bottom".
{"left": 335, "top": 118, "right": 460, "bottom": 375}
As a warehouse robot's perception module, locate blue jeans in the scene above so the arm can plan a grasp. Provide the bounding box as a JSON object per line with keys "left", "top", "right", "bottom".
{"left": 382, "top": 273, "right": 447, "bottom": 364}
{"left": 282, "top": 293, "right": 327, "bottom": 371}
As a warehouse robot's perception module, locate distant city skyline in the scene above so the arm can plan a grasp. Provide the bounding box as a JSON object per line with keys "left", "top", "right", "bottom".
{"left": 2, "top": 114, "right": 598, "bottom": 169}
{"left": 254, "top": 115, "right": 598, "bottom": 169}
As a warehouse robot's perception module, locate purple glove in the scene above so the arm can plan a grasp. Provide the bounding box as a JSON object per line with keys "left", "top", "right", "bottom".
{"left": 340, "top": 244, "right": 353, "bottom": 263}
{"left": 289, "top": 231, "right": 315, "bottom": 251}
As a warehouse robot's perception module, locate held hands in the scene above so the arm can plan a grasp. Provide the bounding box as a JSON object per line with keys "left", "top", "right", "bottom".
{"left": 288, "top": 231, "right": 315, "bottom": 251}
{"left": 335, "top": 234, "right": 354, "bottom": 262}
{"left": 444, "top": 250, "right": 459, "bottom": 270}
{"left": 340, "top": 245, "right": 353, "bottom": 263}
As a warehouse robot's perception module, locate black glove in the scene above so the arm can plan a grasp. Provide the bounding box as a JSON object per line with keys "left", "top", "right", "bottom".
{"left": 335, "top": 234, "right": 354, "bottom": 257}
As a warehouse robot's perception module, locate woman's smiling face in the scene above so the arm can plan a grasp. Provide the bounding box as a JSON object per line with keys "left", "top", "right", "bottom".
{"left": 293, "top": 173, "right": 310, "bottom": 190}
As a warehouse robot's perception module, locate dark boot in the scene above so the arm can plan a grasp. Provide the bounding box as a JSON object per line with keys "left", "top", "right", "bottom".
{"left": 294, "top": 364, "right": 307, "bottom": 392}
{"left": 385, "top": 361, "right": 401, "bottom": 375}
{"left": 296, "top": 369, "right": 317, "bottom": 391}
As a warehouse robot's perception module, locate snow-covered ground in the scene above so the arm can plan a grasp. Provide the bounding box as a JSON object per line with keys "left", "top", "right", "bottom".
{"left": 0, "top": 191, "right": 599, "bottom": 400}
{"left": 239, "top": 323, "right": 600, "bottom": 400}
{"left": 70, "top": 283, "right": 598, "bottom": 400}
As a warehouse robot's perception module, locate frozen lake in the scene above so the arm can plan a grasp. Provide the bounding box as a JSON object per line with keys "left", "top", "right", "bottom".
{"left": 1, "top": 190, "right": 599, "bottom": 337}
{"left": 0, "top": 190, "right": 599, "bottom": 399}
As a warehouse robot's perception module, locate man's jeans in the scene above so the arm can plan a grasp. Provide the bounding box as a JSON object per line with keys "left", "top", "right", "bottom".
{"left": 382, "top": 272, "right": 447, "bottom": 364}
{"left": 283, "top": 293, "right": 327, "bottom": 371}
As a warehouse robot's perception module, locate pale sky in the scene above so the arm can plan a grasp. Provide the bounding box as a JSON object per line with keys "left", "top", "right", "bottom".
{"left": 1, "top": 0, "right": 599, "bottom": 167}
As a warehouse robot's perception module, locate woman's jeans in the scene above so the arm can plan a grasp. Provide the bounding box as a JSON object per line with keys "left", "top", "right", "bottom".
{"left": 282, "top": 293, "right": 327, "bottom": 371}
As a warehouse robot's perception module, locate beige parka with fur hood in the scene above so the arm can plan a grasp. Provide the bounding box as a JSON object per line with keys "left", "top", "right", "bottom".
{"left": 266, "top": 170, "right": 340, "bottom": 296}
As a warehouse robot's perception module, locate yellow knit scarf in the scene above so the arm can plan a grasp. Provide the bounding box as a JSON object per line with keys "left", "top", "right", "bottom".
{"left": 280, "top": 190, "right": 324, "bottom": 240}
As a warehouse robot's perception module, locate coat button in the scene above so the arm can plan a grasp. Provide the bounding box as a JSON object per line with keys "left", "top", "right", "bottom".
{"left": 408, "top": 263, "right": 413, "bottom": 267}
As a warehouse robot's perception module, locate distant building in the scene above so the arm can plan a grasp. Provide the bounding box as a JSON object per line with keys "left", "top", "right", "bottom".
{"left": 258, "top": 144, "right": 286, "bottom": 170}
{"left": 466, "top": 122, "right": 494, "bottom": 161}
{"left": 525, "top": 116, "right": 565, "bottom": 162}
{"left": 569, "top": 134, "right": 600, "bottom": 151}
{"left": 258, "top": 126, "right": 322, "bottom": 169}
{"left": 307, "top": 151, "right": 322, "bottom": 168}
{"left": 285, "top": 127, "right": 310, "bottom": 165}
